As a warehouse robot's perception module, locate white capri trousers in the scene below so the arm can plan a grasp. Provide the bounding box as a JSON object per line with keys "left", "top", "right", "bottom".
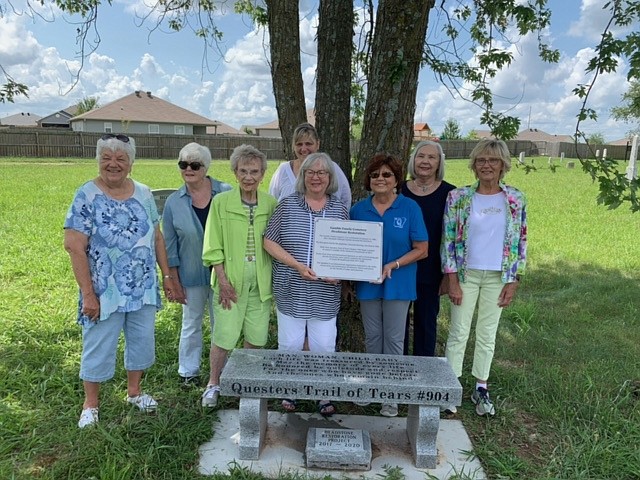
{"left": 276, "top": 308, "right": 337, "bottom": 352}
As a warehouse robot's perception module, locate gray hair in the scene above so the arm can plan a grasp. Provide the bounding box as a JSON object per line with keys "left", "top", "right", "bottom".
{"left": 230, "top": 144, "right": 267, "bottom": 172}
{"left": 469, "top": 139, "right": 512, "bottom": 180}
{"left": 178, "top": 142, "right": 212, "bottom": 171}
{"left": 96, "top": 135, "right": 136, "bottom": 165}
{"left": 295, "top": 152, "right": 338, "bottom": 195}
{"left": 407, "top": 140, "right": 445, "bottom": 180}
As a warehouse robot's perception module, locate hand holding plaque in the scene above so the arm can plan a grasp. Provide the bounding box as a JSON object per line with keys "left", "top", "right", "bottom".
{"left": 311, "top": 218, "right": 383, "bottom": 282}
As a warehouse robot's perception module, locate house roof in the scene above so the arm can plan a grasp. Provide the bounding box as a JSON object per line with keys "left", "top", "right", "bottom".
{"left": 206, "top": 121, "right": 243, "bottom": 135}
{"left": 39, "top": 104, "right": 80, "bottom": 125}
{"left": 517, "top": 128, "right": 573, "bottom": 143}
{"left": 71, "top": 91, "right": 217, "bottom": 126}
{"left": 608, "top": 137, "right": 634, "bottom": 145}
{"left": 1, "top": 112, "right": 42, "bottom": 126}
{"left": 414, "top": 122, "right": 431, "bottom": 131}
{"left": 252, "top": 109, "right": 316, "bottom": 131}
{"left": 472, "top": 130, "right": 495, "bottom": 139}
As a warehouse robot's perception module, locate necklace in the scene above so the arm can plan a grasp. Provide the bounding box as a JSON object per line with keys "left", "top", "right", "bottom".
{"left": 414, "top": 179, "right": 436, "bottom": 193}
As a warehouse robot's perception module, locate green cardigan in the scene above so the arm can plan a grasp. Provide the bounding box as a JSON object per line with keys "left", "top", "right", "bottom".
{"left": 202, "top": 187, "right": 277, "bottom": 301}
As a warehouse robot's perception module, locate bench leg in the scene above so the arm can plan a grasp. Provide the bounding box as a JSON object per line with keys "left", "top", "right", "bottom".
{"left": 238, "top": 398, "right": 268, "bottom": 460}
{"left": 406, "top": 405, "right": 439, "bottom": 469}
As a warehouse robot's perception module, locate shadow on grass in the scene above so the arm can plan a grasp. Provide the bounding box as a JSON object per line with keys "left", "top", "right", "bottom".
{"left": 436, "top": 260, "right": 640, "bottom": 479}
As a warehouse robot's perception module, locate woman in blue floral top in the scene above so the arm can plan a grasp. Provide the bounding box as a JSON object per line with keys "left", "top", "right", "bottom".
{"left": 441, "top": 138, "right": 527, "bottom": 417}
{"left": 64, "top": 134, "right": 179, "bottom": 429}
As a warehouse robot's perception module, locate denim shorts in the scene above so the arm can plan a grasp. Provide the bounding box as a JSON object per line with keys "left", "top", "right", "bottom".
{"left": 79, "top": 304, "right": 156, "bottom": 382}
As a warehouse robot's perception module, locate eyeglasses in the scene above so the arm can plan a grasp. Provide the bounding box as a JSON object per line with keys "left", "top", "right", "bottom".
{"left": 237, "top": 168, "right": 262, "bottom": 178}
{"left": 178, "top": 161, "right": 204, "bottom": 171}
{"left": 101, "top": 133, "right": 130, "bottom": 143}
{"left": 304, "top": 169, "right": 329, "bottom": 178}
{"left": 369, "top": 171, "right": 394, "bottom": 179}
{"left": 475, "top": 157, "right": 501, "bottom": 166}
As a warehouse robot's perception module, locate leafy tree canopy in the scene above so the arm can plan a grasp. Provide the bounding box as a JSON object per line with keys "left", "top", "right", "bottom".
{"left": 441, "top": 118, "right": 462, "bottom": 140}
{"left": 611, "top": 79, "right": 640, "bottom": 136}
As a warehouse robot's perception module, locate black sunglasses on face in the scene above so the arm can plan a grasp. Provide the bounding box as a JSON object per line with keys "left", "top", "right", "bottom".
{"left": 369, "top": 171, "right": 394, "bottom": 179}
{"left": 101, "top": 133, "right": 130, "bottom": 143}
{"left": 178, "top": 161, "right": 204, "bottom": 171}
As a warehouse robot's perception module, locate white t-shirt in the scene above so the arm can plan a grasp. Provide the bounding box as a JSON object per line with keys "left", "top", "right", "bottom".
{"left": 268, "top": 160, "right": 352, "bottom": 207}
{"left": 467, "top": 192, "right": 506, "bottom": 271}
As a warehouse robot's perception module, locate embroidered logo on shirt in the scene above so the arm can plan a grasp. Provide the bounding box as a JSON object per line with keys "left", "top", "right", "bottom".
{"left": 481, "top": 207, "right": 502, "bottom": 215}
{"left": 393, "top": 217, "right": 407, "bottom": 228}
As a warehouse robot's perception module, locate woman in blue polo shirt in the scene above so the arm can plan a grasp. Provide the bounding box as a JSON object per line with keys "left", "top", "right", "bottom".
{"left": 350, "top": 152, "right": 428, "bottom": 417}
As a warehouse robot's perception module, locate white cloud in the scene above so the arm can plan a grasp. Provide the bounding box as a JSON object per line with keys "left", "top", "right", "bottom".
{"left": 1, "top": 0, "right": 633, "bottom": 142}
{"left": 568, "top": 0, "right": 617, "bottom": 42}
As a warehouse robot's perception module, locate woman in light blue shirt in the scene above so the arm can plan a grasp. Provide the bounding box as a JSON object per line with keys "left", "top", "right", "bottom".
{"left": 163, "top": 143, "right": 231, "bottom": 386}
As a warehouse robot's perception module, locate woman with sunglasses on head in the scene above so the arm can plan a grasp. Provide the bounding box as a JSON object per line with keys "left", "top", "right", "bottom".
{"left": 64, "top": 134, "right": 180, "bottom": 428}
{"left": 269, "top": 122, "right": 352, "bottom": 207}
{"left": 163, "top": 143, "right": 232, "bottom": 387}
{"left": 442, "top": 139, "right": 527, "bottom": 417}
{"left": 201, "top": 145, "right": 277, "bottom": 408}
{"left": 349, "top": 153, "right": 428, "bottom": 418}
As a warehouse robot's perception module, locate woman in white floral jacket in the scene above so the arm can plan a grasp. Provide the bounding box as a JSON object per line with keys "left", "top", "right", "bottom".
{"left": 441, "top": 138, "right": 527, "bottom": 417}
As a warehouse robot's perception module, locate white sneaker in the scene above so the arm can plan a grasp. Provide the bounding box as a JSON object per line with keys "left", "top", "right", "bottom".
{"left": 380, "top": 403, "right": 398, "bottom": 417}
{"left": 78, "top": 407, "right": 99, "bottom": 428}
{"left": 353, "top": 401, "right": 371, "bottom": 406}
{"left": 126, "top": 393, "right": 158, "bottom": 412}
{"left": 202, "top": 385, "right": 220, "bottom": 408}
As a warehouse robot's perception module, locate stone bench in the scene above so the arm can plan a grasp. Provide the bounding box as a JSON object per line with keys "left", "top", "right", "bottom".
{"left": 219, "top": 349, "right": 462, "bottom": 469}
{"left": 151, "top": 188, "right": 177, "bottom": 217}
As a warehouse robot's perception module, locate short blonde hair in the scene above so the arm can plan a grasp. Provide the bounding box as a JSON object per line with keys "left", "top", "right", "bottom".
{"left": 469, "top": 139, "right": 512, "bottom": 180}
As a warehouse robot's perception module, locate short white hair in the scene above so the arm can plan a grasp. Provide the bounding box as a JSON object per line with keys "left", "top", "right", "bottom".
{"left": 179, "top": 142, "right": 212, "bottom": 171}
{"left": 96, "top": 135, "right": 136, "bottom": 164}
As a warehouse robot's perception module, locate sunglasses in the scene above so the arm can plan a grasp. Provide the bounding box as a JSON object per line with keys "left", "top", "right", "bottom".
{"left": 178, "top": 161, "right": 204, "bottom": 171}
{"left": 369, "top": 171, "right": 394, "bottom": 179}
{"left": 101, "top": 133, "right": 130, "bottom": 143}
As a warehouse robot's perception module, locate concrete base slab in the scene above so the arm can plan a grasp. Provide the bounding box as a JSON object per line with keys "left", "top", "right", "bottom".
{"left": 199, "top": 410, "right": 486, "bottom": 480}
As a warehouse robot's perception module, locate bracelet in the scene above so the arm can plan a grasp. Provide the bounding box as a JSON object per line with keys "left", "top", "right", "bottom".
{"left": 395, "top": 261, "right": 400, "bottom": 270}
{"left": 163, "top": 274, "right": 174, "bottom": 280}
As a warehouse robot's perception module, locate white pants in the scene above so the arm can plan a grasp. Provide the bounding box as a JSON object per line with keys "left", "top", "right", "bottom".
{"left": 276, "top": 309, "right": 337, "bottom": 352}
{"left": 178, "top": 285, "right": 214, "bottom": 377}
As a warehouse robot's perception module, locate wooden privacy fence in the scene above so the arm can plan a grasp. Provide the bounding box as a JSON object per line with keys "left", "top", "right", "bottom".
{"left": 0, "top": 129, "right": 287, "bottom": 160}
{"left": 0, "top": 128, "right": 632, "bottom": 161}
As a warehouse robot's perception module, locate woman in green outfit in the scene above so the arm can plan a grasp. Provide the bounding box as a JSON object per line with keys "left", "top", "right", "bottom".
{"left": 200, "top": 144, "right": 277, "bottom": 408}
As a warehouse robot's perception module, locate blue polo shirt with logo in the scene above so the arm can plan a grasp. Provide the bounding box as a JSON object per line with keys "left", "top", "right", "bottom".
{"left": 349, "top": 194, "right": 428, "bottom": 301}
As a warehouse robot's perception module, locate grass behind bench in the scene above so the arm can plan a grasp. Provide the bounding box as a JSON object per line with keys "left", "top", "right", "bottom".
{"left": 0, "top": 157, "right": 639, "bottom": 479}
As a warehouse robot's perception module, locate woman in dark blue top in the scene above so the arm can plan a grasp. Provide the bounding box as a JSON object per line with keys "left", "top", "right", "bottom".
{"left": 401, "top": 141, "right": 455, "bottom": 357}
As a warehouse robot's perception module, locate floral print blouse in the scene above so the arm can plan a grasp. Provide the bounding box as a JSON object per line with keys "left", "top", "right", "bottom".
{"left": 64, "top": 180, "right": 162, "bottom": 326}
{"left": 441, "top": 181, "right": 527, "bottom": 284}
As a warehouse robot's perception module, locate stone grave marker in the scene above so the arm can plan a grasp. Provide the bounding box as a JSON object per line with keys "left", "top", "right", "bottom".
{"left": 306, "top": 428, "right": 371, "bottom": 470}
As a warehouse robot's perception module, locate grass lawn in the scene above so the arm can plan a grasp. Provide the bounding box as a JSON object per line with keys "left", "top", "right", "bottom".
{"left": 0, "top": 156, "right": 639, "bottom": 479}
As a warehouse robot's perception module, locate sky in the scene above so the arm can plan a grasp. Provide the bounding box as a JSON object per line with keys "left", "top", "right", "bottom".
{"left": 0, "top": 0, "right": 637, "bottom": 141}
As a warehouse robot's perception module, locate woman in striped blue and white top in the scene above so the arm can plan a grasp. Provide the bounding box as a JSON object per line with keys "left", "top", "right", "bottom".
{"left": 264, "top": 152, "right": 349, "bottom": 417}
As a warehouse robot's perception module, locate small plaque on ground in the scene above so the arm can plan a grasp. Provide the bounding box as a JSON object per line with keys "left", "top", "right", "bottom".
{"left": 305, "top": 428, "right": 371, "bottom": 471}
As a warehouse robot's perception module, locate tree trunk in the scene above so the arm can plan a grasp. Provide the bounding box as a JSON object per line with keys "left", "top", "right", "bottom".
{"left": 315, "top": 0, "right": 354, "bottom": 187}
{"left": 354, "top": 0, "right": 434, "bottom": 200}
{"left": 266, "top": 0, "right": 307, "bottom": 160}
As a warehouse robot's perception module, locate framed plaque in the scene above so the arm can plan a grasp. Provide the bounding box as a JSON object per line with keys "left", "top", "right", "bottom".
{"left": 312, "top": 218, "right": 383, "bottom": 282}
